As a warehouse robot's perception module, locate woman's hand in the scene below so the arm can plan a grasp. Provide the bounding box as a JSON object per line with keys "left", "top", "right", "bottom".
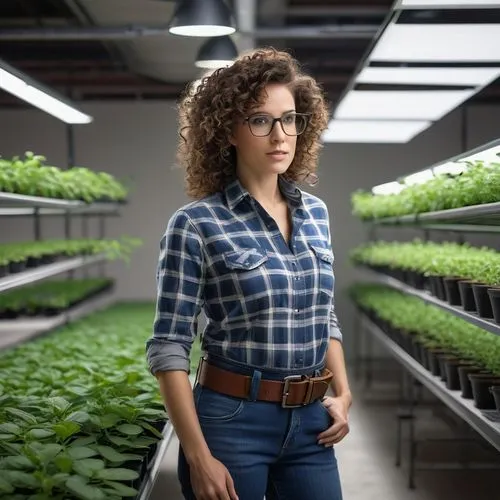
{"left": 317, "top": 394, "right": 351, "bottom": 447}
{"left": 190, "top": 454, "right": 239, "bottom": 500}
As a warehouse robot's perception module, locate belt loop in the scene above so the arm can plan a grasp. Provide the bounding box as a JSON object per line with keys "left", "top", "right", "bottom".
{"left": 248, "top": 370, "right": 262, "bottom": 401}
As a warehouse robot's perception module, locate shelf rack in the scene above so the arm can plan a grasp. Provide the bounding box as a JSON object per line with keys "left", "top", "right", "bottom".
{"left": 360, "top": 313, "right": 500, "bottom": 453}
{"left": 0, "top": 192, "right": 121, "bottom": 216}
{"left": 0, "top": 254, "right": 108, "bottom": 293}
{"left": 372, "top": 201, "right": 500, "bottom": 233}
{"left": 0, "top": 291, "right": 115, "bottom": 350}
{"left": 361, "top": 268, "right": 500, "bottom": 338}
{"left": 353, "top": 137, "right": 500, "bottom": 489}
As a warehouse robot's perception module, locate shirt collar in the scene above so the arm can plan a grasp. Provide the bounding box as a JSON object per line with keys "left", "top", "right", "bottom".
{"left": 224, "top": 175, "right": 303, "bottom": 210}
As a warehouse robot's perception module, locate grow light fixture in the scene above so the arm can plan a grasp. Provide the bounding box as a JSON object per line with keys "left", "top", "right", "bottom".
{"left": 356, "top": 67, "right": 500, "bottom": 87}
{"left": 372, "top": 181, "right": 406, "bottom": 195}
{"left": 169, "top": 0, "right": 236, "bottom": 37}
{"left": 195, "top": 36, "right": 237, "bottom": 69}
{"left": 369, "top": 24, "right": 500, "bottom": 63}
{"left": 333, "top": 90, "right": 475, "bottom": 121}
{"left": 398, "top": 0, "right": 500, "bottom": 7}
{"left": 321, "top": 119, "right": 431, "bottom": 143}
{"left": 0, "top": 62, "right": 92, "bottom": 124}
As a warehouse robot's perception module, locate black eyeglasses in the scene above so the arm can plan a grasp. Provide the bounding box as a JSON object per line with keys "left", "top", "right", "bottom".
{"left": 244, "top": 112, "right": 310, "bottom": 137}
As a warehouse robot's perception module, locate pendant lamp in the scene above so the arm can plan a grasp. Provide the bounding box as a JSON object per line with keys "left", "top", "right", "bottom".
{"left": 195, "top": 36, "right": 238, "bottom": 68}
{"left": 169, "top": 0, "right": 236, "bottom": 37}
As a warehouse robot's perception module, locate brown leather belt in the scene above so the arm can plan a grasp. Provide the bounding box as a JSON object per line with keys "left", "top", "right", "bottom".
{"left": 197, "top": 358, "right": 333, "bottom": 408}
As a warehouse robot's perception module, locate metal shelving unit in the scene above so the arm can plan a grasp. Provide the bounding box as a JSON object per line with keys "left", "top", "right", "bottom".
{"left": 0, "top": 192, "right": 121, "bottom": 216}
{"left": 353, "top": 138, "right": 500, "bottom": 488}
{"left": 0, "top": 290, "right": 115, "bottom": 350}
{"left": 373, "top": 202, "right": 500, "bottom": 233}
{"left": 360, "top": 314, "right": 500, "bottom": 453}
{"left": 0, "top": 254, "right": 108, "bottom": 293}
{"left": 361, "top": 268, "right": 500, "bottom": 338}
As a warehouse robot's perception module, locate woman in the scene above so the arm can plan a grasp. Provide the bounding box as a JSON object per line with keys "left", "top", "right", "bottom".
{"left": 147, "top": 47, "right": 351, "bottom": 500}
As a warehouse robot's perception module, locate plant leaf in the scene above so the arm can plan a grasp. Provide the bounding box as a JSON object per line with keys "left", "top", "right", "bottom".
{"left": 0, "top": 423, "right": 22, "bottom": 435}
{"left": 65, "top": 475, "right": 106, "bottom": 500}
{"left": 140, "top": 421, "right": 164, "bottom": 438}
{"left": 48, "top": 396, "right": 72, "bottom": 412}
{"left": 70, "top": 436, "right": 96, "bottom": 447}
{"left": 53, "top": 421, "right": 81, "bottom": 441}
{"left": 4, "top": 407, "right": 37, "bottom": 425}
{"left": 54, "top": 454, "right": 73, "bottom": 473}
{"left": 99, "top": 413, "right": 121, "bottom": 428}
{"left": 105, "top": 434, "right": 137, "bottom": 448}
{"left": 96, "top": 467, "right": 139, "bottom": 481}
{"left": 102, "top": 480, "right": 138, "bottom": 497}
{"left": 4, "top": 470, "right": 41, "bottom": 489}
{"left": 66, "top": 411, "right": 91, "bottom": 424}
{"left": 27, "top": 428, "right": 56, "bottom": 439}
{"left": 116, "top": 423, "right": 143, "bottom": 436}
{"left": 0, "top": 474, "right": 14, "bottom": 494}
{"left": 36, "top": 443, "right": 64, "bottom": 465}
{"left": 95, "top": 445, "right": 141, "bottom": 463}
{"left": 68, "top": 446, "right": 98, "bottom": 460}
{"left": 72, "top": 458, "right": 105, "bottom": 477}
{"left": 2, "top": 455, "right": 35, "bottom": 470}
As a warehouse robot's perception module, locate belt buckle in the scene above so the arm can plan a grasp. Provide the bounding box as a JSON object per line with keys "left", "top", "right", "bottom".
{"left": 281, "top": 375, "right": 303, "bottom": 408}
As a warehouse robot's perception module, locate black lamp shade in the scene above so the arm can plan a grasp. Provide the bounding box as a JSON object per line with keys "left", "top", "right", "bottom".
{"left": 195, "top": 36, "right": 238, "bottom": 68}
{"left": 169, "top": 0, "right": 236, "bottom": 37}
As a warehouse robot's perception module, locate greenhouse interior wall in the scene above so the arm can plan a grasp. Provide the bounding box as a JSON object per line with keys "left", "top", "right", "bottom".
{"left": 1, "top": 102, "right": 499, "bottom": 362}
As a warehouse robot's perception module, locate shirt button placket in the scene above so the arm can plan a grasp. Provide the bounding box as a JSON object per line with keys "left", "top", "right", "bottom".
{"left": 291, "top": 258, "right": 306, "bottom": 368}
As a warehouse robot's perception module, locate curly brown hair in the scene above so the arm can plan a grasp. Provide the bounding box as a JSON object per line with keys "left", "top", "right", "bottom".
{"left": 177, "top": 47, "right": 329, "bottom": 199}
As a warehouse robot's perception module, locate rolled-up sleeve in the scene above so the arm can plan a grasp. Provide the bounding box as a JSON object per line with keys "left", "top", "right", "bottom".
{"left": 324, "top": 203, "right": 343, "bottom": 343}
{"left": 146, "top": 210, "right": 205, "bottom": 375}
{"left": 329, "top": 305, "right": 343, "bottom": 342}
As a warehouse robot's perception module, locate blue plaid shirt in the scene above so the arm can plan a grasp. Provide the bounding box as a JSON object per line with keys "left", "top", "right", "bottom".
{"left": 147, "top": 176, "right": 342, "bottom": 375}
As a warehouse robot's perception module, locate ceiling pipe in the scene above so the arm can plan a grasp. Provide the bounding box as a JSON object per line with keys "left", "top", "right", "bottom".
{"left": 0, "top": 24, "right": 378, "bottom": 41}
{"left": 234, "top": 0, "right": 256, "bottom": 52}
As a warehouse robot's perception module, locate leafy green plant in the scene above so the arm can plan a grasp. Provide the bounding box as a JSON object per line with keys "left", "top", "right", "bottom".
{"left": 349, "top": 283, "right": 500, "bottom": 375}
{"left": 0, "top": 303, "right": 173, "bottom": 499}
{"left": 0, "top": 151, "right": 130, "bottom": 203}
{"left": 350, "top": 239, "right": 500, "bottom": 283}
{"left": 0, "top": 279, "right": 113, "bottom": 316}
{"left": 351, "top": 160, "right": 500, "bottom": 220}
{"left": 0, "top": 237, "right": 143, "bottom": 269}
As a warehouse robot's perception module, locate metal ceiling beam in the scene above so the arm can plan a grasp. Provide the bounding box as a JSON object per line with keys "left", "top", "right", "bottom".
{"left": 287, "top": 6, "right": 388, "bottom": 17}
{"left": 0, "top": 24, "right": 379, "bottom": 40}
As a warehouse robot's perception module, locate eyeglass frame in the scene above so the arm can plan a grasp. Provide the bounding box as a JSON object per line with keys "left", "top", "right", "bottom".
{"left": 243, "top": 111, "right": 311, "bottom": 137}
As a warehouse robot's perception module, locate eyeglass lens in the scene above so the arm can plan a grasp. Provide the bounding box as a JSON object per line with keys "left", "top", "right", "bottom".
{"left": 247, "top": 113, "right": 307, "bottom": 136}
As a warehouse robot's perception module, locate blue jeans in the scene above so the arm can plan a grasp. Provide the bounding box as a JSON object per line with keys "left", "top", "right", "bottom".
{"left": 178, "top": 358, "right": 343, "bottom": 500}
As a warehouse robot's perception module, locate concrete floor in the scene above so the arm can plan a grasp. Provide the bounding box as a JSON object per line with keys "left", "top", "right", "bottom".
{"left": 149, "top": 368, "right": 500, "bottom": 500}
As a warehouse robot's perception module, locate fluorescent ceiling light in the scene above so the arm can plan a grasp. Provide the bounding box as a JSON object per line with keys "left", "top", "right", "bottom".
{"left": 370, "top": 24, "right": 500, "bottom": 62}
{"left": 356, "top": 67, "right": 500, "bottom": 87}
{"left": 334, "top": 90, "right": 475, "bottom": 120}
{"left": 321, "top": 119, "right": 431, "bottom": 143}
{"left": 195, "top": 36, "right": 237, "bottom": 69}
{"left": 404, "top": 169, "right": 435, "bottom": 185}
{"left": 372, "top": 181, "right": 406, "bottom": 195}
{"left": 169, "top": 0, "right": 236, "bottom": 37}
{"left": 0, "top": 66, "right": 92, "bottom": 124}
{"left": 400, "top": 0, "right": 500, "bottom": 7}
